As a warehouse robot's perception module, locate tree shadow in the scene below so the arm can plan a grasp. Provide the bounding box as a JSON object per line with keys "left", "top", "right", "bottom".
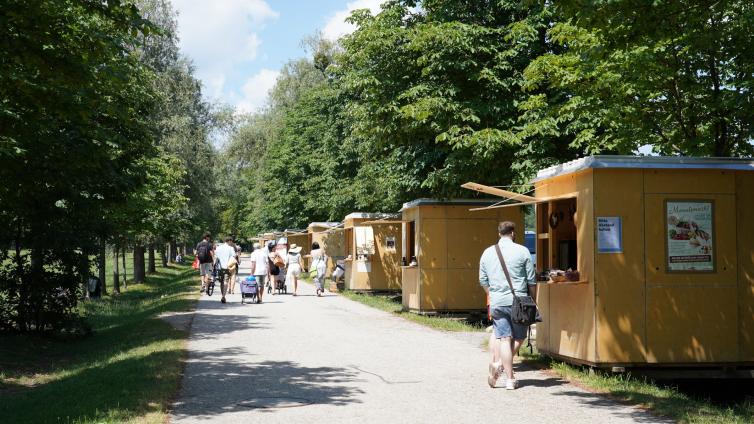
{"left": 0, "top": 341, "right": 186, "bottom": 423}
{"left": 551, "top": 390, "right": 675, "bottom": 423}
{"left": 172, "top": 351, "right": 364, "bottom": 420}
{"left": 184, "top": 311, "right": 269, "bottom": 340}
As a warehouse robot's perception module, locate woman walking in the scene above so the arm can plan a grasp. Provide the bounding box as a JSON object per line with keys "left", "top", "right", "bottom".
{"left": 308, "top": 242, "right": 327, "bottom": 297}
{"left": 286, "top": 244, "right": 304, "bottom": 296}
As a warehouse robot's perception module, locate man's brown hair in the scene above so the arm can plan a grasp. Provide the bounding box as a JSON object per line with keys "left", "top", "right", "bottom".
{"left": 498, "top": 221, "right": 515, "bottom": 236}
{"left": 203, "top": 232, "right": 211, "bottom": 240}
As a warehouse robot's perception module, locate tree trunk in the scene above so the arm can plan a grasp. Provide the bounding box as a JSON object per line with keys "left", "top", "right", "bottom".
{"left": 161, "top": 244, "right": 168, "bottom": 267}
{"left": 148, "top": 243, "right": 156, "bottom": 273}
{"left": 134, "top": 245, "right": 146, "bottom": 283}
{"left": 169, "top": 240, "right": 177, "bottom": 263}
{"left": 113, "top": 245, "right": 120, "bottom": 294}
{"left": 98, "top": 237, "right": 107, "bottom": 295}
{"left": 122, "top": 246, "right": 128, "bottom": 290}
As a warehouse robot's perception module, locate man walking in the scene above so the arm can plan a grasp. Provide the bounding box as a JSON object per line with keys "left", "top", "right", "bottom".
{"left": 214, "top": 237, "right": 236, "bottom": 304}
{"left": 479, "top": 221, "right": 536, "bottom": 390}
{"left": 250, "top": 242, "right": 268, "bottom": 303}
{"left": 195, "top": 232, "right": 214, "bottom": 293}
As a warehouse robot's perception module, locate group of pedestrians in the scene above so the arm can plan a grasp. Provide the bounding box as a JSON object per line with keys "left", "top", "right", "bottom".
{"left": 196, "top": 232, "right": 329, "bottom": 303}
{"left": 195, "top": 232, "right": 241, "bottom": 304}
{"left": 250, "top": 240, "right": 328, "bottom": 297}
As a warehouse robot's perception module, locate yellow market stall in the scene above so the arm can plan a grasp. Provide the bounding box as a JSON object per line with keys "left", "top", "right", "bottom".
{"left": 467, "top": 155, "right": 754, "bottom": 373}
{"left": 400, "top": 199, "right": 524, "bottom": 313}
{"left": 284, "top": 229, "right": 310, "bottom": 258}
{"left": 341, "top": 213, "right": 403, "bottom": 292}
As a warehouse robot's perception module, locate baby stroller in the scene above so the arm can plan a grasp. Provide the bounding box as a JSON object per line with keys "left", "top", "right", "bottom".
{"left": 241, "top": 276, "right": 259, "bottom": 304}
{"left": 273, "top": 266, "right": 287, "bottom": 294}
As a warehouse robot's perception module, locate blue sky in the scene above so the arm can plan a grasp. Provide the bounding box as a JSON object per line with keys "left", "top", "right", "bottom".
{"left": 172, "top": 0, "right": 382, "bottom": 113}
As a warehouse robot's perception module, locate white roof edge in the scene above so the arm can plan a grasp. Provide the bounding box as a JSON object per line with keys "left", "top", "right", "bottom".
{"left": 344, "top": 212, "right": 396, "bottom": 220}
{"left": 306, "top": 222, "right": 341, "bottom": 228}
{"left": 533, "top": 155, "right": 754, "bottom": 182}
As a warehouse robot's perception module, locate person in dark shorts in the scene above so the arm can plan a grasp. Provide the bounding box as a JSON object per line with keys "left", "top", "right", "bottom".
{"left": 479, "top": 221, "right": 536, "bottom": 390}
{"left": 195, "top": 232, "right": 215, "bottom": 293}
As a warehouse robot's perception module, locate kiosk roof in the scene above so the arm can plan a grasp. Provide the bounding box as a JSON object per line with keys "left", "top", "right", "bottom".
{"left": 534, "top": 155, "right": 754, "bottom": 182}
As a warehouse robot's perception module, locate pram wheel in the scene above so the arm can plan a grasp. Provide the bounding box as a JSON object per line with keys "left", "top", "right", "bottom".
{"left": 207, "top": 281, "right": 214, "bottom": 296}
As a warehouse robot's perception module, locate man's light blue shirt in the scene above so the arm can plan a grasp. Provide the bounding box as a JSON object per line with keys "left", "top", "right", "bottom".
{"left": 479, "top": 237, "right": 535, "bottom": 308}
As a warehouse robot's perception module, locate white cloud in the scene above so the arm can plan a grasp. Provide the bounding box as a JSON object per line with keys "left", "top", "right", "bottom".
{"left": 172, "top": 0, "right": 278, "bottom": 98}
{"left": 323, "top": 0, "right": 383, "bottom": 41}
{"left": 236, "top": 68, "right": 280, "bottom": 113}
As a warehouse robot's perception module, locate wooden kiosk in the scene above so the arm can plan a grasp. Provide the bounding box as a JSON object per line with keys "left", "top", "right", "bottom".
{"left": 342, "top": 213, "right": 402, "bottom": 292}
{"left": 284, "top": 229, "right": 310, "bottom": 257}
{"left": 400, "top": 199, "right": 524, "bottom": 313}
{"left": 467, "top": 156, "right": 754, "bottom": 373}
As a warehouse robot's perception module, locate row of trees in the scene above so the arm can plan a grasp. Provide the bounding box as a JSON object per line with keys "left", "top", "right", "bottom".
{"left": 0, "top": 0, "right": 222, "bottom": 332}
{"left": 219, "top": 0, "right": 753, "bottom": 237}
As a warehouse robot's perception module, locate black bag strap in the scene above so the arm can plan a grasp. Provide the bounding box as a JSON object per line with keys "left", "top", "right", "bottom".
{"left": 494, "top": 243, "right": 518, "bottom": 300}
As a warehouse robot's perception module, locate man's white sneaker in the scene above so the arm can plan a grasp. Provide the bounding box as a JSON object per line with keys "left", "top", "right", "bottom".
{"left": 506, "top": 379, "right": 517, "bottom": 390}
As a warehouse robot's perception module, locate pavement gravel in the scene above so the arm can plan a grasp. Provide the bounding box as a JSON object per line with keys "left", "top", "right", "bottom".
{"left": 171, "top": 255, "right": 666, "bottom": 423}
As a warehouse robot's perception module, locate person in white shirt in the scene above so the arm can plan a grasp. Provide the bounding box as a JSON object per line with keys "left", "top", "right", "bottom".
{"left": 214, "top": 237, "right": 237, "bottom": 304}
{"left": 250, "top": 242, "right": 269, "bottom": 303}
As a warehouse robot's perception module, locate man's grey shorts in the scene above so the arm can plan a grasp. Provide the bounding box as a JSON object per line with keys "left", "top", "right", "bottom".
{"left": 491, "top": 306, "right": 528, "bottom": 340}
{"left": 199, "top": 263, "right": 213, "bottom": 276}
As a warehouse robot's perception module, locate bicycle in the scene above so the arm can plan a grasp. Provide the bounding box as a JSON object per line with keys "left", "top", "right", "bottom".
{"left": 206, "top": 264, "right": 227, "bottom": 298}
{"left": 207, "top": 274, "right": 215, "bottom": 296}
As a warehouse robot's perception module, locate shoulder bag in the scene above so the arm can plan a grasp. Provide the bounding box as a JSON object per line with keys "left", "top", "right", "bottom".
{"left": 494, "top": 244, "right": 541, "bottom": 326}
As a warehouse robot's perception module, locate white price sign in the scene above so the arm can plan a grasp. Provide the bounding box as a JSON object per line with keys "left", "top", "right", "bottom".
{"left": 597, "top": 216, "right": 622, "bottom": 253}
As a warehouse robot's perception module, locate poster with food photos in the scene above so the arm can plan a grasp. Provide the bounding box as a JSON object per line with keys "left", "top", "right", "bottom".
{"left": 666, "top": 201, "right": 714, "bottom": 271}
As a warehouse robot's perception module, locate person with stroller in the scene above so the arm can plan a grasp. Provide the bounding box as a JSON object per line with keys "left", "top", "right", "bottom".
{"left": 286, "top": 244, "right": 305, "bottom": 296}
{"left": 307, "top": 242, "right": 327, "bottom": 297}
{"left": 250, "top": 242, "right": 268, "bottom": 303}
{"left": 214, "top": 236, "right": 237, "bottom": 304}
{"left": 268, "top": 240, "right": 286, "bottom": 294}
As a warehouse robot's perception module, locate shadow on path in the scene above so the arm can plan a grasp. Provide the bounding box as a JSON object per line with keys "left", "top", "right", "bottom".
{"left": 552, "top": 391, "right": 673, "bottom": 423}
{"left": 173, "top": 348, "right": 364, "bottom": 420}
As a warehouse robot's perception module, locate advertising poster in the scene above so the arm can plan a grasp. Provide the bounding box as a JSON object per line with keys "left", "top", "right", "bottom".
{"left": 597, "top": 217, "right": 622, "bottom": 253}
{"left": 666, "top": 201, "right": 714, "bottom": 271}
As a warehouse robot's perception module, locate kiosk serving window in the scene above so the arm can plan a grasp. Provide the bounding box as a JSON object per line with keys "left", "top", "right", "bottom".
{"left": 536, "top": 198, "right": 578, "bottom": 273}
{"left": 345, "top": 228, "right": 353, "bottom": 257}
{"left": 403, "top": 221, "right": 416, "bottom": 266}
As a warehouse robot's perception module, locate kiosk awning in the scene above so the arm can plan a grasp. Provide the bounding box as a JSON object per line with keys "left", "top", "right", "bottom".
{"left": 462, "top": 182, "right": 576, "bottom": 211}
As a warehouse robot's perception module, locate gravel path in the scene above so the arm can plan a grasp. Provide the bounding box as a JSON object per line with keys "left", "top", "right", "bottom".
{"left": 171, "top": 256, "right": 665, "bottom": 423}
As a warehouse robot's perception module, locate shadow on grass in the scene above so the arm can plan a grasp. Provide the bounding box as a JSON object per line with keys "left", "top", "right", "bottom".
{"left": 0, "top": 264, "right": 201, "bottom": 423}
{"left": 1, "top": 344, "right": 184, "bottom": 423}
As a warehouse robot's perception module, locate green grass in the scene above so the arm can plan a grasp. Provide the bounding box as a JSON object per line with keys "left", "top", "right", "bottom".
{"left": 511, "top": 347, "right": 754, "bottom": 424}
{"left": 0, "top": 260, "right": 199, "bottom": 424}
{"left": 338, "top": 289, "right": 485, "bottom": 332}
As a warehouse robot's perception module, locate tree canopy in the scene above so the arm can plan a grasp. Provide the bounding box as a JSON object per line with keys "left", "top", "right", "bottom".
{"left": 0, "top": 0, "right": 221, "bottom": 332}
{"left": 218, "top": 0, "right": 754, "bottom": 238}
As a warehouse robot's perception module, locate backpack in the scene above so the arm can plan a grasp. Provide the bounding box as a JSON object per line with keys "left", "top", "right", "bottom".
{"left": 268, "top": 257, "right": 280, "bottom": 276}
{"left": 197, "top": 242, "right": 211, "bottom": 263}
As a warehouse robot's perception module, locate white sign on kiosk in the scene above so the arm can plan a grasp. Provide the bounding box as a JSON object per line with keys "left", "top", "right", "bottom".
{"left": 355, "top": 226, "right": 375, "bottom": 255}
{"left": 597, "top": 216, "right": 622, "bottom": 253}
